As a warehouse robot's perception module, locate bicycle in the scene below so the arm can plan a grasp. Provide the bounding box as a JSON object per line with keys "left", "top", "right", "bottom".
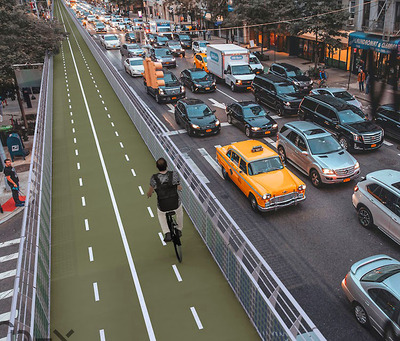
{"left": 166, "top": 211, "right": 182, "bottom": 263}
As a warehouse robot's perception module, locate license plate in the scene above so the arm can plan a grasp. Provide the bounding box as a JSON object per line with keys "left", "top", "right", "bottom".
{"left": 206, "top": 129, "right": 212, "bottom": 132}
{"left": 265, "top": 131, "right": 270, "bottom": 135}
{"left": 165, "top": 62, "right": 170, "bottom": 64}
{"left": 247, "top": 87, "right": 252, "bottom": 90}
{"left": 205, "top": 87, "right": 210, "bottom": 90}
{"left": 343, "top": 178, "right": 351, "bottom": 183}
{"left": 371, "top": 144, "right": 376, "bottom": 148}
{"left": 171, "top": 96, "right": 177, "bottom": 100}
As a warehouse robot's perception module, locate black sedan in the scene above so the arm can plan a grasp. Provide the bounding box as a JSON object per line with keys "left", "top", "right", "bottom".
{"left": 180, "top": 69, "right": 216, "bottom": 93}
{"left": 226, "top": 101, "right": 278, "bottom": 137}
{"left": 125, "top": 32, "right": 136, "bottom": 43}
{"left": 375, "top": 104, "right": 400, "bottom": 141}
{"left": 174, "top": 99, "right": 220, "bottom": 137}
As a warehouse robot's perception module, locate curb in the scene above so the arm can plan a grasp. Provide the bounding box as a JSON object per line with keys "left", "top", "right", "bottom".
{"left": 0, "top": 206, "right": 25, "bottom": 225}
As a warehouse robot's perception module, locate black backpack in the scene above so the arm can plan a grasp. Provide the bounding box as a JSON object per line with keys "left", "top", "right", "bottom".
{"left": 153, "top": 171, "right": 179, "bottom": 212}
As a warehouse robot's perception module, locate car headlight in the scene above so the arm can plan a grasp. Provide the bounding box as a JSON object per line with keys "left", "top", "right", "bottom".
{"left": 310, "top": 80, "right": 313, "bottom": 85}
{"left": 283, "top": 101, "right": 290, "bottom": 107}
{"left": 294, "top": 81, "right": 300, "bottom": 86}
{"left": 272, "top": 124, "right": 278, "bottom": 129}
{"left": 191, "top": 124, "right": 200, "bottom": 129}
{"left": 251, "top": 126, "right": 261, "bottom": 131}
{"left": 159, "top": 88, "right": 165, "bottom": 95}
{"left": 171, "top": 57, "right": 176, "bottom": 61}
{"left": 322, "top": 168, "right": 335, "bottom": 175}
{"left": 351, "top": 132, "right": 362, "bottom": 142}
{"left": 215, "top": 119, "right": 220, "bottom": 126}
{"left": 236, "top": 80, "right": 242, "bottom": 85}
{"left": 180, "top": 85, "right": 185, "bottom": 92}
{"left": 212, "top": 81, "right": 216, "bottom": 86}
{"left": 262, "top": 193, "right": 271, "bottom": 200}
{"left": 194, "top": 83, "right": 201, "bottom": 87}
{"left": 298, "top": 184, "right": 306, "bottom": 191}
{"left": 355, "top": 161, "right": 360, "bottom": 170}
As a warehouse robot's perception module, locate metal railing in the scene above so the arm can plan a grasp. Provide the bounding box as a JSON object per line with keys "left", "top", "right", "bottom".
{"left": 65, "top": 4, "right": 325, "bottom": 340}
{"left": 7, "top": 54, "right": 53, "bottom": 340}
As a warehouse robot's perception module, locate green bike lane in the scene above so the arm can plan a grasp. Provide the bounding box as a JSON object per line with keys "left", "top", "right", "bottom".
{"left": 51, "top": 2, "right": 259, "bottom": 340}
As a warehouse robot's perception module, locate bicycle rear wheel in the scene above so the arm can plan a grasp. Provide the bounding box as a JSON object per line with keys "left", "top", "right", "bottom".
{"left": 173, "top": 230, "right": 182, "bottom": 263}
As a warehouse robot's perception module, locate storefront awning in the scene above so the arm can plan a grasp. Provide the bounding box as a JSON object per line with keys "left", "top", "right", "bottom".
{"left": 348, "top": 31, "right": 400, "bottom": 54}
{"left": 298, "top": 31, "right": 352, "bottom": 45}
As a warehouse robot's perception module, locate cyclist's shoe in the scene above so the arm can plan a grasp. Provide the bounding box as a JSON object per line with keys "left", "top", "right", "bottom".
{"left": 15, "top": 203, "right": 24, "bottom": 207}
{"left": 164, "top": 232, "right": 172, "bottom": 242}
{"left": 177, "top": 229, "right": 182, "bottom": 237}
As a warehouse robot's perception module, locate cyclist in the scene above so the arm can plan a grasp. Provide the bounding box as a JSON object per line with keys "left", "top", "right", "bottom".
{"left": 147, "top": 158, "right": 183, "bottom": 242}
{"left": 319, "top": 68, "right": 327, "bottom": 88}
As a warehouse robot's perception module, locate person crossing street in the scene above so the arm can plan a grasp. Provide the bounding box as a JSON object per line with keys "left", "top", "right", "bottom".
{"left": 4, "top": 158, "right": 24, "bottom": 207}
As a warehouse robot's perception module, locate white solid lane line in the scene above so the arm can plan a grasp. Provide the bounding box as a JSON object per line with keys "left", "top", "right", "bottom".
{"left": 84, "top": 219, "right": 90, "bottom": 231}
{"left": 190, "top": 307, "right": 204, "bottom": 330}
{"left": 147, "top": 207, "right": 154, "bottom": 218}
{"left": 172, "top": 265, "right": 183, "bottom": 282}
{"left": 158, "top": 232, "right": 166, "bottom": 246}
{"left": 60, "top": 9, "right": 156, "bottom": 338}
{"left": 0, "top": 238, "right": 20, "bottom": 249}
{"left": 197, "top": 148, "right": 223, "bottom": 179}
{"left": 93, "top": 282, "right": 100, "bottom": 301}
{"left": 216, "top": 88, "right": 237, "bottom": 102}
{"left": 88, "top": 247, "right": 94, "bottom": 262}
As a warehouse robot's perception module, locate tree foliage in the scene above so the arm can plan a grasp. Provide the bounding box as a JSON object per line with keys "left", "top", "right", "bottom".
{"left": 0, "top": 0, "right": 64, "bottom": 97}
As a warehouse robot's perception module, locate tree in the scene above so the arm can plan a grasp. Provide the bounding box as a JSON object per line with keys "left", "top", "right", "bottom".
{"left": 288, "top": 0, "right": 348, "bottom": 69}
{"left": 0, "top": 0, "right": 64, "bottom": 127}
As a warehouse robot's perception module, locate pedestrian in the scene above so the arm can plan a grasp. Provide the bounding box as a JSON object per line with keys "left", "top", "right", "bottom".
{"left": 4, "top": 159, "right": 24, "bottom": 207}
{"left": 207, "top": 29, "right": 211, "bottom": 40}
{"left": 365, "top": 72, "right": 370, "bottom": 95}
{"left": 358, "top": 69, "right": 365, "bottom": 92}
{"left": 147, "top": 158, "right": 183, "bottom": 242}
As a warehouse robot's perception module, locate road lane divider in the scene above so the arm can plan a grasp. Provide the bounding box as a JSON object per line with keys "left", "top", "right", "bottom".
{"left": 93, "top": 282, "right": 100, "bottom": 301}
{"left": 190, "top": 307, "right": 203, "bottom": 330}
{"left": 157, "top": 233, "right": 166, "bottom": 246}
{"left": 172, "top": 265, "right": 182, "bottom": 282}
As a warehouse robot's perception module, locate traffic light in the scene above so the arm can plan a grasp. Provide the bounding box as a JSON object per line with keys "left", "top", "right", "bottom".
{"left": 143, "top": 58, "right": 165, "bottom": 88}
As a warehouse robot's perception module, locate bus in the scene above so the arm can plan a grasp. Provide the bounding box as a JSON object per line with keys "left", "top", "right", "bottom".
{"left": 149, "top": 19, "right": 174, "bottom": 34}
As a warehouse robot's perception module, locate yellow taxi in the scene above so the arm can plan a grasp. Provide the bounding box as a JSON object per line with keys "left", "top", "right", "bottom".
{"left": 193, "top": 53, "right": 208, "bottom": 73}
{"left": 216, "top": 140, "right": 306, "bottom": 212}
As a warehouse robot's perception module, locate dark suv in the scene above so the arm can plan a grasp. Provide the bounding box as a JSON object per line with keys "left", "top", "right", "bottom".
{"left": 173, "top": 33, "right": 192, "bottom": 49}
{"left": 252, "top": 73, "right": 304, "bottom": 116}
{"left": 144, "top": 70, "right": 185, "bottom": 103}
{"left": 299, "top": 95, "right": 384, "bottom": 151}
{"left": 375, "top": 104, "right": 400, "bottom": 140}
{"left": 269, "top": 63, "right": 313, "bottom": 93}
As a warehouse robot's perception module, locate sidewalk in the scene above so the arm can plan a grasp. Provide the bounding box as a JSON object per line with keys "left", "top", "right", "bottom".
{"left": 0, "top": 96, "right": 37, "bottom": 225}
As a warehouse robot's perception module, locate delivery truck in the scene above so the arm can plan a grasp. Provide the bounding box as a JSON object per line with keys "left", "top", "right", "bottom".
{"left": 207, "top": 44, "right": 255, "bottom": 92}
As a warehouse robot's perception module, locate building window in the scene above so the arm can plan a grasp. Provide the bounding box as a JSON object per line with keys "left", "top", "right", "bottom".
{"left": 362, "top": 2, "right": 370, "bottom": 28}
{"left": 376, "top": 1, "right": 386, "bottom": 30}
{"left": 395, "top": 2, "right": 400, "bottom": 32}
{"left": 349, "top": 1, "right": 355, "bottom": 19}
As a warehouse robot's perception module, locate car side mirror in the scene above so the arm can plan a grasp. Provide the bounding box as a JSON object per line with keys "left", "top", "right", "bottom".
{"left": 212, "top": 110, "right": 216, "bottom": 114}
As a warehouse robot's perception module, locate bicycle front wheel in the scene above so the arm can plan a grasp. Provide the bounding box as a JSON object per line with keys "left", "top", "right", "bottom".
{"left": 173, "top": 233, "right": 182, "bottom": 263}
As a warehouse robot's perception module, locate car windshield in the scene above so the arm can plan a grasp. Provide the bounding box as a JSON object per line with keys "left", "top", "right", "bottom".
{"left": 169, "top": 42, "right": 181, "bottom": 48}
{"left": 337, "top": 109, "right": 365, "bottom": 124}
{"left": 130, "top": 59, "right": 143, "bottom": 66}
{"left": 231, "top": 65, "right": 253, "bottom": 75}
{"left": 242, "top": 105, "right": 266, "bottom": 118}
{"left": 105, "top": 35, "right": 118, "bottom": 41}
{"left": 361, "top": 264, "right": 400, "bottom": 282}
{"left": 155, "top": 49, "right": 171, "bottom": 57}
{"left": 179, "top": 35, "right": 190, "bottom": 40}
{"left": 199, "top": 42, "right": 208, "bottom": 47}
{"left": 286, "top": 69, "right": 303, "bottom": 77}
{"left": 127, "top": 44, "right": 140, "bottom": 50}
{"left": 163, "top": 73, "right": 179, "bottom": 85}
{"left": 158, "top": 27, "right": 170, "bottom": 32}
{"left": 191, "top": 71, "right": 211, "bottom": 81}
{"left": 186, "top": 104, "right": 213, "bottom": 118}
{"left": 308, "top": 135, "right": 343, "bottom": 155}
{"left": 249, "top": 156, "right": 284, "bottom": 175}
{"left": 333, "top": 91, "right": 354, "bottom": 101}
{"left": 157, "top": 36, "right": 168, "bottom": 42}
{"left": 276, "top": 85, "right": 296, "bottom": 94}
{"left": 249, "top": 57, "right": 260, "bottom": 64}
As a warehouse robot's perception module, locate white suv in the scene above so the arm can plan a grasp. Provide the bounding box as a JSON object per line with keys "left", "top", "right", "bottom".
{"left": 352, "top": 169, "right": 400, "bottom": 244}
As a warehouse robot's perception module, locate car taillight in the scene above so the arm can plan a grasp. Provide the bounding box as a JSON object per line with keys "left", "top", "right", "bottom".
{"left": 344, "top": 273, "right": 348, "bottom": 286}
{"left": 354, "top": 185, "right": 359, "bottom": 192}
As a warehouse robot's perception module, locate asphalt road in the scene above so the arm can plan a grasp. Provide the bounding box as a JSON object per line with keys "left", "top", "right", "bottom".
{"left": 87, "top": 23, "right": 400, "bottom": 340}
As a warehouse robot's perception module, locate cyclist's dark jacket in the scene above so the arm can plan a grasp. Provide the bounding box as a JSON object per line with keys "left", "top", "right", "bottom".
{"left": 152, "top": 171, "right": 180, "bottom": 212}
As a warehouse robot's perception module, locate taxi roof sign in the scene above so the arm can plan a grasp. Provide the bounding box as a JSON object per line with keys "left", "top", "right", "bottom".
{"left": 251, "top": 145, "right": 263, "bottom": 153}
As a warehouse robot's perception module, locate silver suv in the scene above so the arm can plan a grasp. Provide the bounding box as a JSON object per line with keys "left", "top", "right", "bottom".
{"left": 352, "top": 169, "right": 400, "bottom": 245}
{"left": 342, "top": 255, "right": 400, "bottom": 341}
{"left": 276, "top": 121, "right": 360, "bottom": 188}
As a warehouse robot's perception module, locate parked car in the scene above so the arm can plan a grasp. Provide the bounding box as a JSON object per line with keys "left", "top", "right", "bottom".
{"left": 166, "top": 40, "right": 185, "bottom": 57}
{"left": 173, "top": 33, "right": 192, "bottom": 49}
{"left": 149, "top": 47, "right": 176, "bottom": 68}
{"left": 192, "top": 40, "right": 209, "bottom": 54}
{"left": 342, "top": 254, "right": 400, "bottom": 341}
{"left": 120, "top": 43, "right": 145, "bottom": 58}
{"left": 375, "top": 104, "right": 400, "bottom": 141}
{"left": 277, "top": 121, "right": 360, "bottom": 188}
{"left": 144, "top": 70, "right": 185, "bottom": 103}
{"left": 352, "top": 169, "right": 400, "bottom": 244}
{"left": 269, "top": 63, "right": 313, "bottom": 93}
{"left": 100, "top": 34, "right": 121, "bottom": 50}
{"left": 249, "top": 53, "right": 264, "bottom": 74}
{"left": 252, "top": 73, "right": 304, "bottom": 116}
{"left": 123, "top": 57, "right": 144, "bottom": 77}
{"left": 216, "top": 141, "right": 306, "bottom": 212}
{"left": 125, "top": 32, "right": 137, "bottom": 43}
{"left": 180, "top": 68, "right": 216, "bottom": 93}
{"left": 193, "top": 53, "right": 208, "bottom": 72}
{"left": 226, "top": 101, "right": 278, "bottom": 137}
{"left": 174, "top": 98, "right": 220, "bottom": 136}
{"left": 298, "top": 95, "right": 384, "bottom": 151}
{"left": 311, "top": 88, "right": 362, "bottom": 108}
